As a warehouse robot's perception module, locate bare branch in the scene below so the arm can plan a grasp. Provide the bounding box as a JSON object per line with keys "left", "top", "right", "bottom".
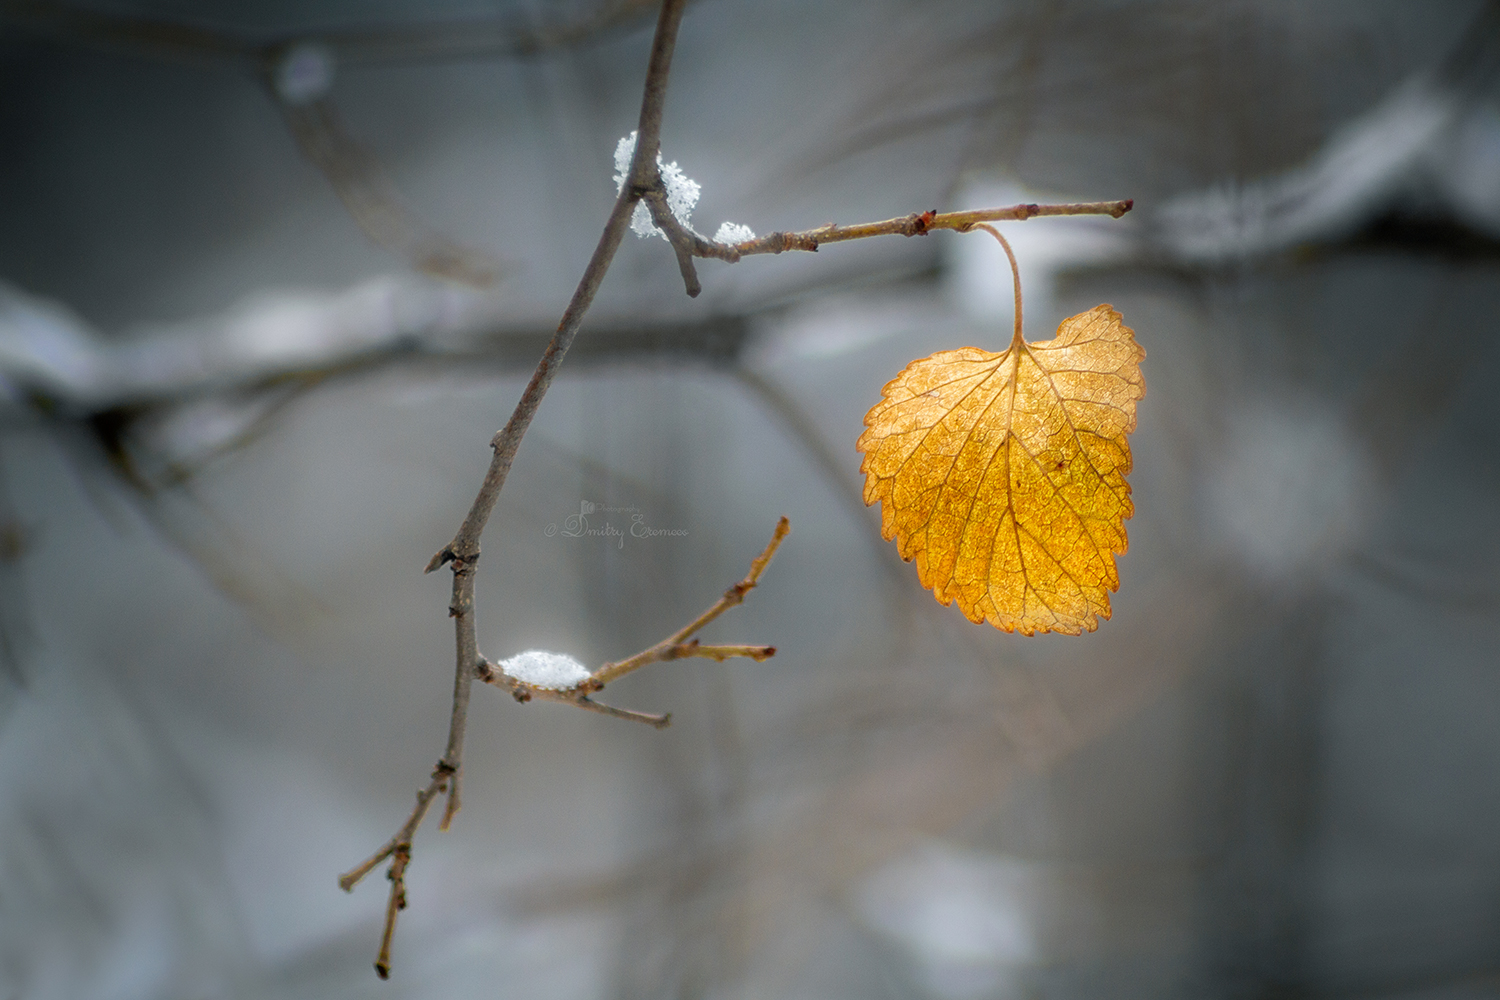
{"left": 478, "top": 517, "right": 789, "bottom": 721}
{"left": 337, "top": 767, "right": 449, "bottom": 890}
{"left": 575, "top": 697, "right": 673, "bottom": 728}
{"left": 426, "top": 0, "right": 690, "bottom": 576}
{"left": 593, "top": 515, "right": 788, "bottom": 687}
{"left": 420, "top": 0, "right": 693, "bottom": 835}
{"left": 374, "top": 846, "right": 410, "bottom": 979}
{"left": 343, "top": 0, "right": 694, "bottom": 979}
{"left": 476, "top": 663, "right": 678, "bottom": 726}
{"left": 437, "top": 556, "right": 477, "bottom": 828}
{"left": 276, "top": 97, "right": 501, "bottom": 288}
{"left": 696, "top": 199, "right": 1135, "bottom": 259}
{"left": 336, "top": 766, "right": 450, "bottom": 978}
{"left": 642, "top": 186, "right": 726, "bottom": 296}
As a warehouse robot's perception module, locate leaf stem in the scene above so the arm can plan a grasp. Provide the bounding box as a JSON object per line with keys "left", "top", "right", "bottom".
{"left": 973, "top": 223, "right": 1024, "bottom": 349}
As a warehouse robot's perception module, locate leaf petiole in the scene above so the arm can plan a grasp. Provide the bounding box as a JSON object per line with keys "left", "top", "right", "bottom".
{"left": 972, "top": 223, "right": 1025, "bottom": 351}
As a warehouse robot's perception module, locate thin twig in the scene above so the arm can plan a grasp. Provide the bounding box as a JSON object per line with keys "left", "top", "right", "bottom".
{"left": 628, "top": 187, "right": 1130, "bottom": 297}
{"left": 421, "top": 0, "right": 692, "bottom": 832}
{"left": 668, "top": 641, "right": 777, "bottom": 662}
{"left": 642, "top": 187, "right": 722, "bottom": 296}
{"left": 638, "top": 195, "right": 1130, "bottom": 284}
{"left": 477, "top": 517, "right": 788, "bottom": 723}
{"left": 690, "top": 200, "right": 1134, "bottom": 260}
{"left": 338, "top": 768, "right": 450, "bottom": 891}
{"left": 594, "top": 515, "right": 789, "bottom": 687}
{"left": 275, "top": 96, "right": 500, "bottom": 288}
{"left": 339, "top": 509, "right": 786, "bottom": 971}
{"left": 341, "top": 0, "right": 693, "bottom": 980}
{"left": 575, "top": 697, "right": 674, "bottom": 728}
{"left": 337, "top": 766, "right": 450, "bottom": 978}
{"left": 375, "top": 846, "right": 410, "bottom": 979}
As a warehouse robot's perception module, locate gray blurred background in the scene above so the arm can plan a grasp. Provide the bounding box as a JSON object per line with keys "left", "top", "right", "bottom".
{"left": 2, "top": 1, "right": 1500, "bottom": 997}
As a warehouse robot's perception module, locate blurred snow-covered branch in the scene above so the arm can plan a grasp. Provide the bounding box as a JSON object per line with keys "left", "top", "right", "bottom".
{"left": 0, "top": 277, "right": 491, "bottom": 410}
{"left": 1154, "top": 80, "right": 1490, "bottom": 261}
{"left": 1154, "top": 6, "right": 1500, "bottom": 261}
{"left": 0, "top": 277, "right": 753, "bottom": 482}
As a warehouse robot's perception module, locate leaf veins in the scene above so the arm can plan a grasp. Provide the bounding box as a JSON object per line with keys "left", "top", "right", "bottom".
{"left": 857, "top": 305, "right": 1146, "bottom": 635}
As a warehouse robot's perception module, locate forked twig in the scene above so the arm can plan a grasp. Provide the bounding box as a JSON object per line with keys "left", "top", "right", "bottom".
{"left": 594, "top": 515, "right": 788, "bottom": 686}
{"left": 336, "top": 765, "right": 450, "bottom": 978}
{"left": 419, "top": 0, "right": 691, "bottom": 833}
{"left": 339, "top": 0, "right": 694, "bottom": 978}
{"left": 479, "top": 516, "right": 790, "bottom": 724}
{"left": 339, "top": 0, "right": 1133, "bottom": 977}
{"left": 339, "top": 518, "right": 786, "bottom": 972}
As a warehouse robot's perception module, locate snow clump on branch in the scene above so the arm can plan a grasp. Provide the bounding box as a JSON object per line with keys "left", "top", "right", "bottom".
{"left": 498, "top": 650, "right": 591, "bottom": 690}
{"left": 713, "top": 222, "right": 756, "bottom": 244}
{"left": 613, "top": 132, "right": 755, "bottom": 245}
{"left": 614, "top": 131, "right": 700, "bottom": 238}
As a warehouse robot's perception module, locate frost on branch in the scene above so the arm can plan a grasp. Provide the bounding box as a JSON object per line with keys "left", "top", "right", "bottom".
{"left": 614, "top": 131, "right": 701, "bottom": 239}
{"left": 498, "top": 650, "right": 591, "bottom": 690}
{"left": 714, "top": 221, "right": 757, "bottom": 244}
{"left": 611, "top": 133, "right": 759, "bottom": 248}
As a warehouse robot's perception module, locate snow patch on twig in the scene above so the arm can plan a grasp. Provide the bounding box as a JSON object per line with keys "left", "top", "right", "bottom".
{"left": 614, "top": 131, "right": 702, "bottom": 239}
{"left": 714, "top": 222, "right": 756, "bottom": 244}
{"left": 498, "top": 650, "right": 591, "bottom": 690}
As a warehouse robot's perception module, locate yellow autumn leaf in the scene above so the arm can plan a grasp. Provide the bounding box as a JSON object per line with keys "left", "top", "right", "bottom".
{"left": 857, "top": 304, "right": 1145, "bottom": 635}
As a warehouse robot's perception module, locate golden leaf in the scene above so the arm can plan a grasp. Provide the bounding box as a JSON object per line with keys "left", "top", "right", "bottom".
{"left": 857, "top": 304, "right": 1145, "bottom": 635}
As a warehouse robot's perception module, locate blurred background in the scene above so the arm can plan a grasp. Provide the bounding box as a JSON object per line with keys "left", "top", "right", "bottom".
{"left": 2, "top": 0, "right": 1499, "bottom": 997}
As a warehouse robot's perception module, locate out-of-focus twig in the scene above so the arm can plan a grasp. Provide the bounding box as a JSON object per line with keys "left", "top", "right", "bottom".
{"left": 0, "top": 0, "right": 661, "bottom": 66}
{"left": 0, "top": 457, "right": 31, "bottom": 697}
{"left": 276, "top": 97, "right": 501, "bottom": 287}
{"left": 2, "top": 0, "right": 664, "bottom": 287}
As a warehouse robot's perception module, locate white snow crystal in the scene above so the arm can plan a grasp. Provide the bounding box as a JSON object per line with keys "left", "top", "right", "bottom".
{"left": 659, "top": 160, "right": 701, "bottom": 224}
{"left": 612, "top": 132, "right": 637, "bottom": 189}
{"left": 714, "top": 221, "right": 756, "bottom": 244}
{"left": 612, "top": 131, "right": 701, "bottom": 239}
{"left": 629, "top": 204, "right": 657, "bottom": 237}
{"left": 499, "top": 650, "right": 591, "bottom": 690}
